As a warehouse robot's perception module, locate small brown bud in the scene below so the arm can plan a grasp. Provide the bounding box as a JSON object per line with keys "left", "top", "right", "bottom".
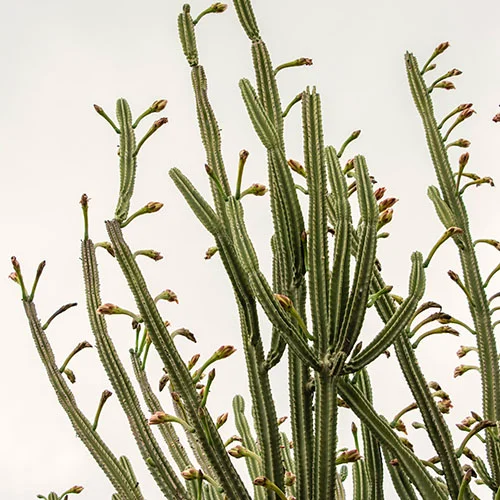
{"left": 437, "top": 398, "right": 453, "bottom": 414}
{"left": 159, "top": 373, "right": 169, "bottom": 392}
{"left": 181, "top": 467, "right": 201, "bottom": 480}
{"left": 277, "top": 416, "right": 288, "bottom": 426}
{"left": 228, "top": 445, "right": 246, "bottom": 458}
{"left": 172, "top": 328, "right": 196, "bottom": 343}
{"left": 461, "top": 416, "right": 476, "bottom": 427}
{"left": 460, "top": 108, "right": 475, "bottom": 120}
{"left": 287, "top": 158, "right": 306, "bottom": 177}
{"left": 373, "top": 187, "right": 386, "bottom": 201}
{"left": 149, "top": 411, "right": 168, "bottom": 425}
{"left": 379, "top": 197, "right": 398, "bottom": 212}
{"left": 451, "top": 139, "right": 471, "bottom": 148}
{"left": 284, "top": 471, "right": 296, "bottom": 486}
{"left": 214, "top": 345, "right": 236, "bottom": 360}
{"left": 463, "top": 447, "right": 477, "bottom": 461}
{"left": 493, "top": 113, "right": 500, "bottom": 123}
{"left": 274, "top": 293, "right": 293, "bottom": 311}
{"left": 448, "top": 270, "right": 459, "bottom": 282}
{"left": 188, "top": 354, "right": 200, "bottom": 370}
{"left": 8, "top": 272, "right": 19, "bottom": 283}
{"left": 93, "top": 104, "right": 103, "bottom": 114}
{"left": 378, "top": 208, "right": 393, "bottom": 229}
{"left": 459, "top": 152, "right": 470, "bottom": 168}
{"left": 435, "top": 81, "right": 455, "bottom": 90}
{"left": 253, "top": 477, "right": 268, "bottom": 487}
{"left": 428, "top": 381, "right": 441, "bottom": 391}
{"left": 153, "top": 117, "right": 168, "bottom": 129}
{"left": 239, "top": 149, "right": 249, "bottom": 160}
{"left": 435, "top": 42, "right": 450, "bottom": 55}
{"left": 299, "top": 58, "right": 313, "bottom": 66}
{"left": 336, "top": 449, "right": 362, "bottom": 464}
{"left": 394, "top": 419, "right": 407, "bottom": 434}
{"left": 246, "top": 183, "right": 267, "bottom": 196}
{"left": 96, "top": 303, "right": 119, "bottom": 315}
{"left": 470, "top": 411, "right": 482, "bottom": 421}
{"left": 457, "top": 345, "right": 474, "bottom": 358}
{"left": 216, "top": 412, "right": 228, "bottom": 428}
{"left": 156, "top": 289, "right": 178, "bottom": 303}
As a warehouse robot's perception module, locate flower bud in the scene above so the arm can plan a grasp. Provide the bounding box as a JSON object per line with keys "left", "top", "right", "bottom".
{"left": 245, "top": 183, "right": 268, "bottom": 196}
{"left": 377, "top": 208, "right": 393, "bottom": 230}
{"left": 8, "top": 272, "right": 19, "bottom": 283}
{"left": 96, "top": 303, "right": 119, "bottom": 315}
{"left": 437, "top": 398, "right": 453, "bottom": 414}
{"left": 457, "top": 345, "right": 474, "bottom": 358}
{"left": 228, "top": 445, "right": 247, "bottom": 458}
{"left": 379, "top": 197, "right": 398, "bottom": 212}
{"left": 435, "top": 81, "right": 455, "bottom": 90}
{"left": 448, "top": 138, "right": 471, "bottom": 148}
{"left": 285, "top": 471, "right": 296, "bottom": 486}
{"left": 394, "top": 419, "right": 407, "bottom": 434}
{"left": 172, "top": 328, "right": 196, "bottom": 343}
{"left": 239, "top": 149, "right": 249, "bottom": 160}
{"left": 454, "top": 364, "right": 477, "bottom": 378}
{"left": 204, "top": 246, "right": 218, "bottom": 260}
{"left": 156, "top": 289, "right": 178, "bottom": 303}
{"left": 277, "top": 416, "right": 288, "bottom": 426}
{"left": 463, "top": 447, "right": 477, "bottom": 461}
{"left": 287, "top": 158, "right": 306, "bottom": 177}
{"left": 253, "top": 477, "right": 268, "bottom": 487}
{"left": 274, "top": 293, "right": 293, "bottom": 311}
{"left": 159, "top": 373, "right": 169, "bottom": 392}
{"left": 153, "top": 117, "right": 168, "bottom": 129}
{"left": 470, "top": 411, "right": 482, "bottom": 421}
{"left": 151, "top": 99, "right": 167, "bottom": 112}
{"left": 460, "top": 416, "right": 476, "bottom": 427}
{"left": 67, "top": 486, "right": 84, "bottom": 494}
{"left": 216, "top": 412, "right": 228, "bottom": 428}
{"left": 373, "top": 187, "right": 386, "bottom": 201}
{"left": 149, "top": 411, "right": 168, "bottom": 425}
{"left": 135, "top": 249, "right": 163, "bottom": 261}
{"left": 435, "top": 42, "right": 450, "bottom": 55}
{"left": 145, "top": 201, "right": 164, "bottom": 213}
{"left": 64, "top": 368, "right": 76, "bottom": 384}
{"left": 336, "top": 449, "right": 362, "bottom": 464}
{"left": 188, "top": 354, "right": 200, "bottom": 370}
{"left": 493, "top": 113, "right": 500, "bottom": 123}
{"left": 448, "top": 270, "right": 459, "bottom": 282}
{"left": 459, "top": 152, "right": 469, "bottom": 168}
{"left": 181, "top": 467, "right": 202, "bottom": 480}
{"left": 211, "top": 2, "right": 227, "bottom": 13}
{"left": 214, "top": 345, "right": 236, "bottom": 360}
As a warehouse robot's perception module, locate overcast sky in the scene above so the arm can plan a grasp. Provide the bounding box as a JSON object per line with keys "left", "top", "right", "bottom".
{"left": 2, "top": 0, "right": 500, "bottom": 498}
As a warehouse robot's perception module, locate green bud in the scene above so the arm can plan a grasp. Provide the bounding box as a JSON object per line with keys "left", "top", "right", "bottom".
{"left": 204, "top": 246, "right": 218, "bottom": 260}
{"left": 151, "top": 99, "right": 168, "bottom": 112}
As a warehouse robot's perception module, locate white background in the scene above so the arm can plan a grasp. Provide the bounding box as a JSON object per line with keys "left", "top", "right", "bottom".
{"left": 2, "top": 0, "right": 500, "bottom": 498}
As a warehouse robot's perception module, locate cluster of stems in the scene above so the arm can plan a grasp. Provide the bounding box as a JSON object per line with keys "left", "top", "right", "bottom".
{"left": 13, "top": 1, "right": 499, "bottom": 499}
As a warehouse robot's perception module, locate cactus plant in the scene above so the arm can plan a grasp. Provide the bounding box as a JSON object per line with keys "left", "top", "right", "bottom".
{"left": 10, "top": 0, "right": 500, "bottom": 498}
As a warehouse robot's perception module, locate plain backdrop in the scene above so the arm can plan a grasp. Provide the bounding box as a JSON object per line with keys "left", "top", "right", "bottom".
{"left": 2, "top": 0, "right": 500, "bottom": 498}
